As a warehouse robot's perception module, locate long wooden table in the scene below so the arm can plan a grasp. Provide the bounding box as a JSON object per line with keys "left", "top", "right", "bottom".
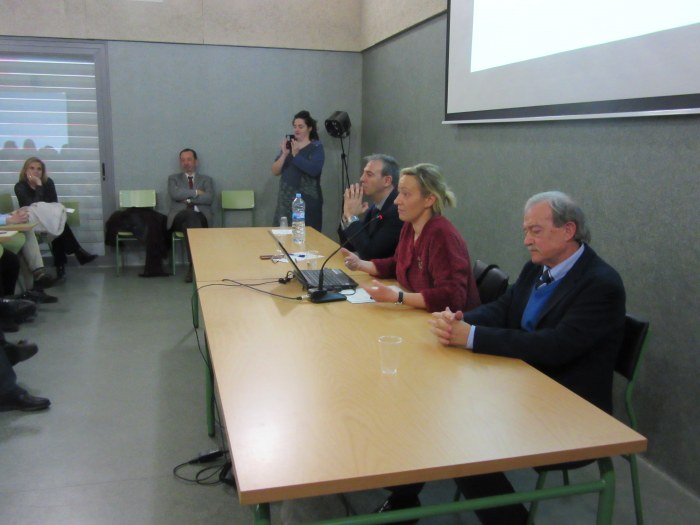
{"left": 189, "top": 227, "right": 647, "bottom": 525}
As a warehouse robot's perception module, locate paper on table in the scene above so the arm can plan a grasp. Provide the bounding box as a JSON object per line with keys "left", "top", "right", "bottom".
{"left": 272, "top": 251, "right": 322, "bottom": 263}
{"left": 344, "top": 285, "right": 403, "bottom": 304}
{"left": 271, "top": 228, "right": 292, "bottom": 235}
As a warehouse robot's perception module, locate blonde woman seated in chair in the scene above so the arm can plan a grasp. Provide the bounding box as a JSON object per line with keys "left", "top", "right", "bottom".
{"left": 15, "top": 157, "right": 96, "bottom": 280}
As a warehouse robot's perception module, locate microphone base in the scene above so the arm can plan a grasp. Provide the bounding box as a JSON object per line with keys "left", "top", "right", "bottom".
{"left": 309, "top": 289, "right": 347, "bottom": 303}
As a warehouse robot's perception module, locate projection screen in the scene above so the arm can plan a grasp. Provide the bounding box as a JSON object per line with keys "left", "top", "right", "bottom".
{"left": 444, "top": 0, "right": 700, "bottom": 123}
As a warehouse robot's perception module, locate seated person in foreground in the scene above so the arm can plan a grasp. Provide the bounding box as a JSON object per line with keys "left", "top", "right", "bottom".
{"left": 0, "top": 328, "right": 50, "bottom": 412}
{"left": 0, "top": 246, "right": 38, "bottom": 333}
{"left": 341, "top": 163, "right": 479, "bottom": 312}
{"left": 1, "top": 209, "right": 57, "bottom": 303}
{"left": 14, "top": 156, "right": 97, "bottom": 279}
{"left": 337, "top": 153, "right": 403, "bottom": 260}
{"left": 380, "top": 191, "right": 626, "bottom": 525}
{"left": 167, "top": 148, "right": 214, "bottom": 283}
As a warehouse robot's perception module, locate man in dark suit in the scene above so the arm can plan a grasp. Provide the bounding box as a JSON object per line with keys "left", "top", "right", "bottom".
{"left": 378, "top": 191, "right": 626, "bottom": 525}
{"left": 167, "top": 148, "right": 214, "bottom": 282}
{"left": 337, "top": 154, "right": 402, "bottom": 260}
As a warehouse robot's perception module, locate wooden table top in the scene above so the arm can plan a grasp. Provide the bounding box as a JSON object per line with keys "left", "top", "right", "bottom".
{"left": 189, "top": 227, "right": 350, "bottom": 282}
{"left": 191, "top": 227, "right": 647, "bottom": 506}
{"left": 0, "top": 222, "right": 37, "bottom": 232}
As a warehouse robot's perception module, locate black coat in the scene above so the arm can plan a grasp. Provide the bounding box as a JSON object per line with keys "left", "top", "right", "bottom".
{"left": 337, "top": 187, "right": 402, "bottom": 260}
{"left": 105, "top": 208, "right": 169, "bottom": 275}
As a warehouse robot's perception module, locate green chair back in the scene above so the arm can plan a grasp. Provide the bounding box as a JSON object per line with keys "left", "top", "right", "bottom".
{"left": 0, "top": 193, "right": 14, "bottom": 214}
{"left": 221, "top": 190, "right": 255, "bottom": 226}
{"left": 119, "top": 189, "right": 156, "bottom": 208}
{"left": 61, "top": 200, "right": 80, "bottom": 227}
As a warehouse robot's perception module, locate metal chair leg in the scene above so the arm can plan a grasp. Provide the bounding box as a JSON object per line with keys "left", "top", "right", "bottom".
{"left": 627, "top": 453, "right": 645, "bottom": 525}
{"left": 526, "top": 471, "right": 548, "bottom": 525}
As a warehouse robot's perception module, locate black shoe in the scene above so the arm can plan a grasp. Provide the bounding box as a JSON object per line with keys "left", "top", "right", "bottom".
{"left": 2, "top": 340, "right": 38, "bottom": 366}
{"left": 0, "top": 297, "right": 37, "bottom": 322}
{"left": 0, "top": 388, "right": 50, "bottom": 412}
{"left": 19, "top": 289, "right": 58, "bottom": 304}
{"left": 76, "top": 249, "right": 97, "bottom": 265}
{"left": 56, "top": 265, "right": 66, "bottom": 280}
{"left": 375, "top": 496, "right": 421, "bottom": 525}
{"left": 33, "top": 272, "right": 56, "bottom": 289}
{"left": 184, "top": 267, "right": 193, "bottom": 283}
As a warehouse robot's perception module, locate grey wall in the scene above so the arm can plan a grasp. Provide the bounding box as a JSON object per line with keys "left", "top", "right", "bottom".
{"left": 362, "top": 16, "right": 700, "bottom": 494}
{"left": 107, "top": 40, "right": 362, "bottom": 235}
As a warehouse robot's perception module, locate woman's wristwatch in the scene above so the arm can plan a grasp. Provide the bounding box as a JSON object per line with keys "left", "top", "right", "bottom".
{"left": 395, "top": 291, "right": 404, "bottom": 305}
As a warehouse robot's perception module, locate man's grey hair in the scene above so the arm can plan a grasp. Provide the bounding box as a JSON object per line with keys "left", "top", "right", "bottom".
{"left": 525, "top": 191, "right": 591, "bottom": 244}
{"left": 364, "top": 153, "right": 399, "bottom": 186}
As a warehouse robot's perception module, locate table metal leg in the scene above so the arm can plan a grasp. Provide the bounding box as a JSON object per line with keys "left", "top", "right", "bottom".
{"left": 205, "top": 334, "right": 215, "bottom": 437}
{"left": 191, "top": 280, "right": 199, "bottom": 328}
{"left": 254, "top": 504, "right": 271, "bottom": 525}
{"left": 596, "top": 457, "right": 616, "bottom": 525}
{"left": 248, "top": 458, "right": 618, "bottom": 525}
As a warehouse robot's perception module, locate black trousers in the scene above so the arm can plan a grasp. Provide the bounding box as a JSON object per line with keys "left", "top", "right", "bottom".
{"left": 0, "top": 249, "right": 20, "bottom": 296}
{"left": 51, "top": 223, "right": 82, "bottom": 266}
{"left": 170, "top": 209, "right": 208, "bottom": 263}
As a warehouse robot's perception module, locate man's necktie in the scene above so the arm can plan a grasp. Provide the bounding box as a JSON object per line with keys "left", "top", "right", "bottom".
{"left": 536, "top": 269, "right": 553, "bottom": 289}
{"left": 187, "top": 176, "right": 194, "bottom": 208}
{"left": 368, "top": 206, "right": 379, "bottom": 234}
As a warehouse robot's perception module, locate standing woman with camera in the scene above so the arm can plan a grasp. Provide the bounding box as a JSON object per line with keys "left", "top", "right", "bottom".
{"left": 271, "top": 110, "right": 325, "bottom": 231}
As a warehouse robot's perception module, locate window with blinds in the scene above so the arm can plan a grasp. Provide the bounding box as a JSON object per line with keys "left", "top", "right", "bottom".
{"left": 0, "top": 50, "right": 105, "bottom": 254}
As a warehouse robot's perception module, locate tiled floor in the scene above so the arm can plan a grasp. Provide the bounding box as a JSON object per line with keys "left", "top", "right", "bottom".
{"left": 1, "top": 266, "right": 698, "bottom": 524}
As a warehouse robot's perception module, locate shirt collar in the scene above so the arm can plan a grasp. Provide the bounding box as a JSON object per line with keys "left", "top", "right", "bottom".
{"left": 545, "top": 243, "right": 585, "bottom": 282}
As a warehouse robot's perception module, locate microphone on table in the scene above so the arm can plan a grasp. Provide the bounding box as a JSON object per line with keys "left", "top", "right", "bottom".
{"left": 309, "top": 213, "right": 384, "bottom": 303}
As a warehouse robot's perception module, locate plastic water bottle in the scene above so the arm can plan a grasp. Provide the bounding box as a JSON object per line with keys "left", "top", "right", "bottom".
{"left": 291, "top": 193, "right": 306, "bottom": 245}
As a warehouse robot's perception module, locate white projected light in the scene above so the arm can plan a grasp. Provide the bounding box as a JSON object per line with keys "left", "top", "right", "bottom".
{"left": 471, "top": 0, "right": 700, "bottom": 72}
{"left": 445, "top": 0, "right": 700, "bottom": 122}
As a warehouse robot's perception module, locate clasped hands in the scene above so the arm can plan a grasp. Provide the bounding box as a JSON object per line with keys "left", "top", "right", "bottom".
{"left": 429, "top": 307, "right": 471, "bottom": 348}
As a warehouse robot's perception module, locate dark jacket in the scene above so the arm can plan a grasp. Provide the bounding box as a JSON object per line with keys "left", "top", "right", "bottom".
{"left": 105, "top": 208, "right": 169, "bottom": 275}
{"left": 337, "top": 187, "right": 402, "bottom": 260}
{"left": 463, "top": 245, "right": 626, "bottom": 413}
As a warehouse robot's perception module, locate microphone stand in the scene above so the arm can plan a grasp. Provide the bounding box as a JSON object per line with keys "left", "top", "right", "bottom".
{"left": 309, "top": 213, "right": 383, "bottom": 304}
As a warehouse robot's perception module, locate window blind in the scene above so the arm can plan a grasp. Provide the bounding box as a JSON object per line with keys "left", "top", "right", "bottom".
{"left": 0, "top": 52, "right": 104, "bottom": 252}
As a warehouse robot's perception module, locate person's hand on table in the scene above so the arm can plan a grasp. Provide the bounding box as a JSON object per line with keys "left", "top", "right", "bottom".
{"left": 429, "top": 307, "right": 471, "bottom": 347}
{"left": 361, "top": 279, "right": 401, "bottom": 304}
{"left": 7, "top": 209, "right": 29, "bottom": 224}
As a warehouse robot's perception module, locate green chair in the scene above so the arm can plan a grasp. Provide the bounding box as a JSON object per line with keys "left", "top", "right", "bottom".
{"left": 61, "top": 200, "right": 81, "bottom": 228}
{"left": 527, "top": 314, "right": 650, "bottom": 525}
{"left": 115, "top": 190, "right": 156, "bottom": 275}
{"left": 220, "top": 190, "right": 255, "bottom": 227}
{"left": 171, "top": 231, "right": 186, "bottom": 275}
{"left": 0, "top": 193, "right": 14, "bottom": 214}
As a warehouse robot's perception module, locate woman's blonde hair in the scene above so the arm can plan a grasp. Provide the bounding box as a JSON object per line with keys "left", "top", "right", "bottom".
{"left": 400, "top": 163, "right": 456, "bottom": 216}
{"left": 19, "top": 157, "right": 48, "bottom": 184}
